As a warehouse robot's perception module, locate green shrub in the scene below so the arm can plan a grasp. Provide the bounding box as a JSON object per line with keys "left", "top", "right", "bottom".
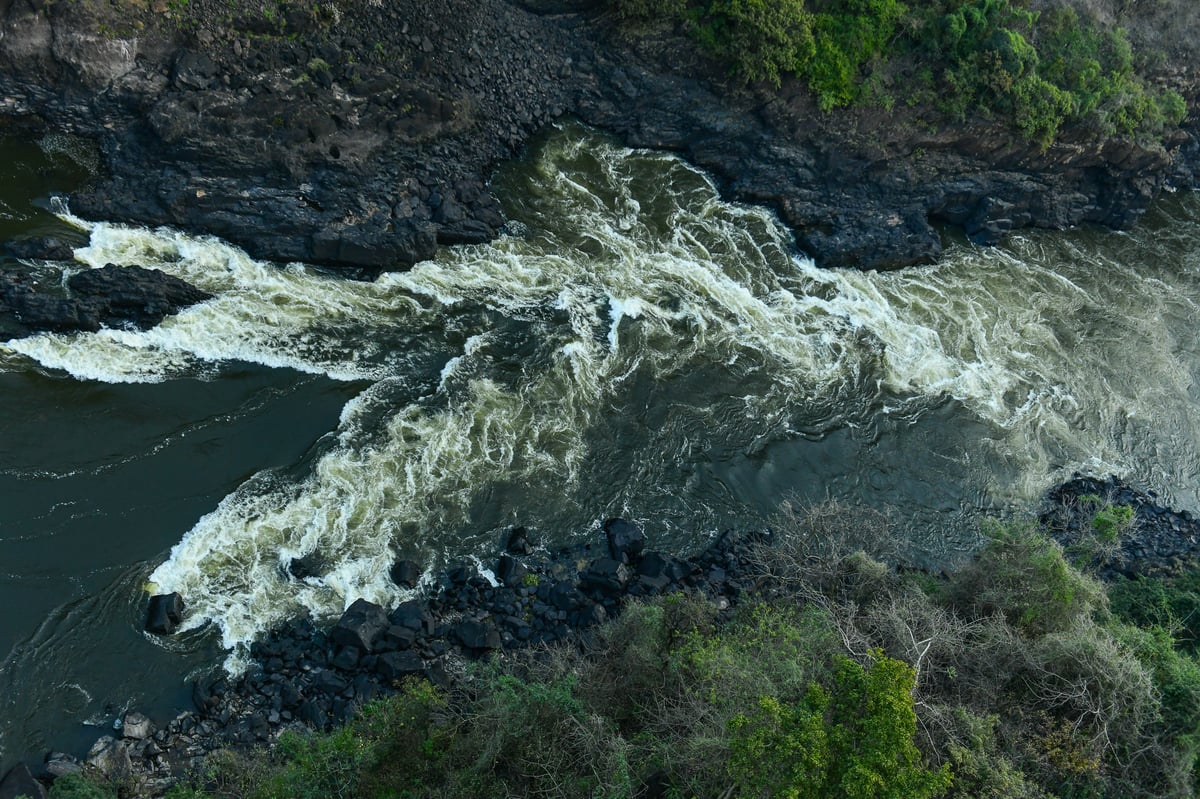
{"left": 1110, "top": 573, "right": 1200, "bottom": 652}
{"left": 48, "top": 774, "right": 116, "bottom": 799}
{"left": 690, "top": 0, "right": 817, "bottom": 87}
{"left": 951, "top": 521, "right": 1106, "bottom": 635}
{"left": 728, "top": 650, "right": 951, "bottom": 798}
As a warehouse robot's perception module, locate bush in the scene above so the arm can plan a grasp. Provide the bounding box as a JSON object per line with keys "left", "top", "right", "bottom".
{"left": 690, "top": 0, "right": 817, "bottom": 87}
{"left": 951, "top": 521, "right": 1106, "bottom": 636}
{"left": 48, "top": 774, "right": 117, "bottom": 799}
{"left": 727, "top": 650, "right": 952, "bottom": 798}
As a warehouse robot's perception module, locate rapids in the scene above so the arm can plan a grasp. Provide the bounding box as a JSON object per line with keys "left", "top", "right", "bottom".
{"left": 1, "top": 122, "right": 1199, "bottom": 766}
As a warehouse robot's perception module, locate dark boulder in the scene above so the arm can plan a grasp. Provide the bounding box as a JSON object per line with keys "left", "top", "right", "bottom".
{"left": 581, "top": 557, "right": 629, "bottom": 596}
{"left": 0, "top": 264, "right": 211, "bottom": 337}
{"left": 604, "top": 518, "right": 645, "bottom": 564}
{"left": 376, "top": 650, "right": 424, "bottom": 682}
{"left": 549, "top": 581, "right": 584, "bottom": 611}
{"left": 390, "top": 559, "right": 422, "bottom": 588}
{"left": 506, "top": 525, "right": 532, "bottom": 555}
{"left": 67, "top": 264, "right": 212, "bottom": 327}
{"left": 496, "top": 555, "right": 529, "bottom": 587}
{"left": 0, "top": 763, "right": 45, "bottom": 799}
{"left": 5, "top": 236, "right": 76, "bottom": 262}
{"left": 390, "top": 599, "right": 434, "bottom": 635}
{"left": 146, "top": 592, "right": 184, "bottom": 635}
{"left": 330, "top": 598, "right": 390, "bottom": 652}
{"left": 454, "top": 620, "right": 501, "bottom": 651}
{"left": 375, "top": 624, "right": 417, "bottom": 651}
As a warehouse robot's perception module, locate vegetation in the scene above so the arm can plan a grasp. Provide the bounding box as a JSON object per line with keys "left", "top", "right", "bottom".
{"left": 610, "top": 0, "right": 1187, "bottom": 146}
{"left": 45, "top": 505, "right": 1169, "bottom": 798}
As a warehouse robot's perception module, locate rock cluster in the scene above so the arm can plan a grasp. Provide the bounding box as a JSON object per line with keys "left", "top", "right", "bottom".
{"left": 0, "top": 260, "right": 211, "bottom": 337}
{"left": 1043, "top": 473, "right": 1200, "bottom": 580}
{"left": 1, "top": 0, "right": 1197, "bottom": 272}
{"left": 25, "top": 519, "right": 761, "bottom": 795}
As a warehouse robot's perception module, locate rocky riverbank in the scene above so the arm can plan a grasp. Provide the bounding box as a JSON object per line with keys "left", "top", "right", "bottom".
{"left": 4, "top": 474, "right": 1200, "bottom": 797}
{"left": 1, "top": 0, "right": 1199, "bottom": 273}
{"left": 0, "top": 519, "right": 762, "bottom": 798}
{"left": 1042, "top": 473, "right": 1200, "bottom": 581}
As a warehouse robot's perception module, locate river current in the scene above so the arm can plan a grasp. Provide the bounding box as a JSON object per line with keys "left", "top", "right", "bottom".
{"left": 1, "top": 122, "right": 1199, "bottom": 769}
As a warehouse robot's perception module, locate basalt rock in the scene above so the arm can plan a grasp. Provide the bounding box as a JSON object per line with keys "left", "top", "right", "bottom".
{"left": 1, "top": 0, "right": 1196, "bottom": 275}
{"left": 145, "top": 592, "right": 185, "bottom": 635}
{"left": 1043, "top": 474, "right": 1200, "bottom": 580}
{"left": 0, "top": 763, "right": 46, "bottom": 799}
{"left": 0, "top": 264, "right": 211, "bottom": 337}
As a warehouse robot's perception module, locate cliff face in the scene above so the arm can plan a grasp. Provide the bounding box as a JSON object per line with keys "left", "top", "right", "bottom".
{"left": 0, "top": 0, "right": 1197, "bottom": 271}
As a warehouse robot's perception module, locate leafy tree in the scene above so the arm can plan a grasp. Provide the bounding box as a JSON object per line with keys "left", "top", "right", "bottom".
{"left": 728, "top": 650, "right": 951, "bottom": 798}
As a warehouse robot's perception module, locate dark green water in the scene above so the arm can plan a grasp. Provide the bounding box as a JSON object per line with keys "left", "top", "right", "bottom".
{"left": 2, "top": 123, "right": 1200, "bottom": 771}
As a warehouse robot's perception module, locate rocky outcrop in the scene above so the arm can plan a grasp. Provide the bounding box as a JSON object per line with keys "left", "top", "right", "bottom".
{"left": 1, "top": 0, "right": 1197, "bottom": 272}
{"left": 57, "top": 520, "right": 757, "bottom": 795}
{"left": 1043, "top": 474, "right": 1200, "bottom": 580}
{"left": 0, "top": 263, "right": 211, "bottom": 336}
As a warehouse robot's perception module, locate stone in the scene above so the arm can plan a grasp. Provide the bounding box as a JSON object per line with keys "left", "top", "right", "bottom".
{"left": 375, "top": 624, "right": 417, "bottom": 651}
{"left": 390, "top": 599, "right": 434, "bottom": 635}
{"left": 0, "top": 763, "right": 45, "bottom": 799}
{"left": 390, "top": 559, "right": 422, "bottom": 588}
{"left": 496, "top": 555, "right": 529, "bottom": 587}
{"left": 549, "top": 581, "right": 584, "bottom": 611}
{"left": 331, "top": 646, "right": 360, "bottom": 670}
{"left": 580, "top": 557, "right": 628, "bottom": 596}
{"left": 146, "top": 592, "right": 184, "bottom": 634}
{"left": 506, "top": 525, "right": 532, "bottom": 554}
{"left": 86, "top": 736, "right": 132, "bottom": 781}
{"left": 454, "top": 620, "right": 501, "bottom": 650}
{"left": 329, "top": 598, "right": 389, "bottom": 652}
{"left": 5, "top": 237, "right": 75, "bottom": 261}
{"left": 121, "top": 711, "right": 154, "bottom": 740}
{"left": 604, "top": 518, "right": 645, "bottom": 563}
{"left": 43, "top": 753, "right": 82, "bottom": 780}
{"left": 376, "top": 650, "right": 424, "bottom": 681}
{"left": 298, "top": 700, "right": 328, "bottom": 729}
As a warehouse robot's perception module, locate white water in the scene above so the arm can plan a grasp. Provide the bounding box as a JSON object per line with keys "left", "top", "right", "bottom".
{"left": 4, "top": 124, "right": 1199, "bottom": 663}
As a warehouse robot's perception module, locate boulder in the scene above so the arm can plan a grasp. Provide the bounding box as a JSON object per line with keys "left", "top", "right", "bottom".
{"left": 604, "top": 518, "right": 645, "bottom": 563}
{"left": 390, "top": 599, "right": 434, "bottom": 635}
{"left": 329, "top": 598, "right": 389, "bottom": 652}
{"left": 0, "top": 763, "right": 45, "bottom": 799}
{"left": 505, "top": 525, "right": 532, "bottom": 555}
{"left": 374, "top": 624, "right": 417, "bottom": 651}
{"left": 376, "top": 650, "right": 424, "bottom": 682}
{"left": 389, "top": 559, "right": 422, "bottom": 588}
{"left": 496, "top": 555, "right": 529, "bottom": 587}
{"left": 86, "top": 736, "right": 132, "bottom": 781}
{"left": 5, "top": 237, "right": 75, "bottom": 261}
{"left": 549, "top": 580, "right": 584, "bottom": 611}
{"left": 43, "top": 753, "right": 82, "bottom": 780}
{"left": 581, "top": 557, "right": 628, "bottom": 596}
{"left": 120, "top": 710, "right": 153, "bottom": 740}
{"left": 454, "top": 620, "right": 501, "bottom": 651}
{"left": 146, "top": 592, "right": 184, "bottom": 634}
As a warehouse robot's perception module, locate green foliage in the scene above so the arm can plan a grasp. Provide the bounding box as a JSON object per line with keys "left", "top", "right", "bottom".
{"left": 610, "top": 0, "right": 1187, "bottom": 145}
{"left": 47, "top": 774, "right": 116, "bottom": 799}
{"left": 1110, "top": 572, "right": 1200, "bottom": 652}
{"left": 168, "top": 514, "right": 1200, "bottom": 799}
{"left": 690, "top": 0, "right": 817, "bottom": 87}
{"left": 611, "top": 0, "right": 686, "bottom": 20}
{"left": 728, "top": 651, "right": 951, "bottom": 798}
{"left": 952, "top": 521, "right": 1106, "bottom": 635}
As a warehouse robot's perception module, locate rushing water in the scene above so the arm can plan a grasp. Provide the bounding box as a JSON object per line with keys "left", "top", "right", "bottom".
{"left": 2, "top": 122, "right": 1200, "bottom": 769}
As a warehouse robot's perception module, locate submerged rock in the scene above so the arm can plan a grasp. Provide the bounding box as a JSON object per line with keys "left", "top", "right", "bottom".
{"left": 145, "top": 592, "right": 185, "bottom": 635}
{"left": 0, "top": 264, "right": 211, "bottom": 337}
{"left": 0, "top": 763, "right": 46, "bottom": 799}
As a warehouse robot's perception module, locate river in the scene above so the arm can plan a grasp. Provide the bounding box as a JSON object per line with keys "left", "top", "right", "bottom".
{"left": 1, "top": 121, "right": 1199, "bottom": 771}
